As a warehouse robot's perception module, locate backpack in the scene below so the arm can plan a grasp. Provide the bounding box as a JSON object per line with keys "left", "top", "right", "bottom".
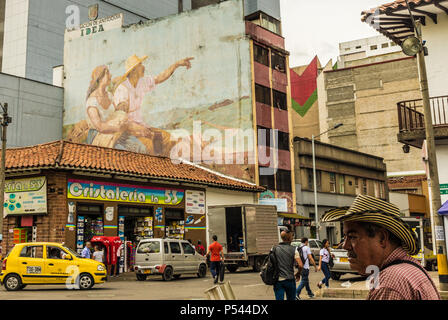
{"left": 260, "top": 246, "right": 279, "bottom": 285}
{"left": 298, "top": 245, "right": 308, "bottom": 266}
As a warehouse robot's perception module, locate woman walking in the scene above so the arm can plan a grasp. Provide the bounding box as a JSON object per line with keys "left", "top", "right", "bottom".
{"left": 317, "top": 239, "right": 333, "bottom": 289}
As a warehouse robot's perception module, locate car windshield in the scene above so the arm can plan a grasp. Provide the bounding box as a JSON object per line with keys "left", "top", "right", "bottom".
{"left": 63, "top": 246, "right": 82, "bottom": 258}
{"left": 291, "top": 241, "right": 302, "bottom": 247}
{"left": 137, "top": 241, "right": 160, "bottom": 254}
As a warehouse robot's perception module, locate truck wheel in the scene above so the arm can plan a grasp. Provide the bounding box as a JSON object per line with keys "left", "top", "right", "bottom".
{"left": 4, "top": 274, "right": 22, "bottom": 291}
{"left": 252, "top": 257, "right": 264, "bottom": 272}
{"left": 226, "top": 265, "right": 238, "bottom": 273}
{"left": 330, "top": 272, "right": 341, "bottom": 281}
{"left": 162, "top": 266, "right": 174, "bottom": 281}
{"left": 136, "top": 274, "right": 147, "bottom": 281}
{"left": 197, "top": 264, "right": 207, "bottom": 278}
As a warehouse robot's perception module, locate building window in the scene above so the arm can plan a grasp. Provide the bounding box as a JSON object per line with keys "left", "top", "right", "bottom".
{"left": 382, "top": 43, "right": 389, "bottom": 48}
{"left": 276, "top": 169, "right": 292, "bottom": 193}
{"left": 345, "top": 47, "right": 350, "bottom": 51}
{"left": 355, "top": 178, "right": 361, "bottom": 195}
{"left": 307, "top": 169, "right": 321, "bottom": 191}
{"left": 362, "top": 179, "right": 368, "bottom": 194}
{"left": 277, "top": 131, "right": 290, "bottom": 151}
{"left": 259, "top": 167, "right": 275, "bottom": 190}
{"left": 330, "top": 173, "right": 336, "bottom": 193}
{"left": 391, "top": 42, "right": 397, "bottom": 47}
{"left": 271, "top": 51, "right": 286, "bottom": 73}
{"left": 255, "top": 84, "right": 271, "bottom": 106}
{"left": 254, "top": 44, "right": 269, "bottom": 67}
{"left": 370, "top": 45, "right": 378, "bottom": 50}
{"left": 355, "top": 45, "right": 362, "bottom": 49}
{"left": 339, "top": 175, "right": 345, "bottom": 194}
{"left": 260, "top": 12, "right": 281, "bottom": 35}
{"left": 257, "top": 126, "right": 271, "bottom": 147}
{"left": 273, "top": 90, "right": 287, "bottom": 110}
{"left": 374, "top": 181, "right": 380, "bottom": 198}
{"left": 380, "top": 182, "right": 386, "bottom": 199}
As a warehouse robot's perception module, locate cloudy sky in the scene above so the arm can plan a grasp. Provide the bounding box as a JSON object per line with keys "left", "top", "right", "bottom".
{"left": 280, "top": 0, "right": 390, "bottom": 67}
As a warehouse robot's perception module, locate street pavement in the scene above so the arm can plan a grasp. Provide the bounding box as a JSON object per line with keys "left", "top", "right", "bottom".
{"left": 0, "top": 267, "right": 360, "bottom": 300}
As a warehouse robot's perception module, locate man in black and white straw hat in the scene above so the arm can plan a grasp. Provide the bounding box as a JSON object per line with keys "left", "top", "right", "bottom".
{"left": 322, "top": 194, "right": 440, "bottom": 300}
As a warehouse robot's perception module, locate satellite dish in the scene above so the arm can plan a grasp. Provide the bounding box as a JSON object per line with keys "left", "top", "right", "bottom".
{"left": 401, "top": 36, "right": 423, "bottom": 56}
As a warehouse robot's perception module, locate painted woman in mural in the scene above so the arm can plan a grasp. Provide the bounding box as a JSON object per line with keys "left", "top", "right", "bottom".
{"left": 85, "top": 65, "right": 128, "bottom": 145}
{"left": 111, "top": 54, "right": 194, "bottom": 155}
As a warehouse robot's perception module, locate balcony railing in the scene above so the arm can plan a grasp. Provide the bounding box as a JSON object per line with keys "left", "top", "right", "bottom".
{"left": 398, "top": 95, "right": 448, "bottom": 133}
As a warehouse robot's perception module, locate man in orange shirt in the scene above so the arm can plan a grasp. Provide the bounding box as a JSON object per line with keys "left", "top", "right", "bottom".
{"left": 206, "top": 235, "right": 224, "bottom": 284}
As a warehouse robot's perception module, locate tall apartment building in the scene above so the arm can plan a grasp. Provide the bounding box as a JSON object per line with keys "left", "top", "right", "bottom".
{"left": 61, "top": 0, "right": 297, "bottom": 212}
{"left": 337, "top": 35, "right": 404, "bottom": 68}
{"left": 1, "top": 0, "right": 280, "bottom": 84}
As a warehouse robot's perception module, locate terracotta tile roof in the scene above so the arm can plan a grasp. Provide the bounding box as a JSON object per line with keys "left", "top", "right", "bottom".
{"left": 361, "top": 0, "right": 446, "bottom": 17}
{"left": 6, "top": 140, "right": 264, "bottom": 192}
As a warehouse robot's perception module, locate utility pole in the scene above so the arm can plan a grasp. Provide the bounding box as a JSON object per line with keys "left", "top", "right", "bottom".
{"left": 0, "top": 103, "right": 11, "bottom": 249}
{"left": 414, "top": 21, "right": 448, "bottom": 291}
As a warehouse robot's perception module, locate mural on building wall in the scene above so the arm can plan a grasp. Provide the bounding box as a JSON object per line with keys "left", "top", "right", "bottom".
{"left": 290, "top": 56, "right": 319, "bottom": 118}
{"left": 63, "top": 0, "right": 255, "bottom": 181}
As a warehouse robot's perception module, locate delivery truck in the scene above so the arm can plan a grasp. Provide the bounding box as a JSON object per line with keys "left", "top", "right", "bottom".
{"left": 207, "top": 204, "right": 279, "bottom": 273}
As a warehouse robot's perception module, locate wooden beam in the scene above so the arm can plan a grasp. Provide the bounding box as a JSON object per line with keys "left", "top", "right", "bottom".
{"left": 384, "top": 8, "right": 426, "bottom": 21}
{"left": 409, "top": 3, "right": 438, "bottom": 24}
{"left": 435, "top": 1, "right": 448, "bottom": 15}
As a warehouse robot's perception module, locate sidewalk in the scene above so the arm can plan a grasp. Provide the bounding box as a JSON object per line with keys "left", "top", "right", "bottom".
{"left": 320, "top": 272, "right": 448, "bottom": 300}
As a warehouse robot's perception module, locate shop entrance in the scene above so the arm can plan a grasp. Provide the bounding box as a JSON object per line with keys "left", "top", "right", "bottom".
{"left": 118, "top": 206, "right": 154, "bottom": 273}
{"left": 118, "top": 206, "right": 154, "bottom": 244}
{"left": 77, "top": 204, "right": 104, "bottom": 243}
{"left": 165, "top": 209, "right": 185, "bottom": 239}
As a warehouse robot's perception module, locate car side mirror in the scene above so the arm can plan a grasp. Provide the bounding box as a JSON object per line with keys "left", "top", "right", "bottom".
{"left": 64, "top": 254, "right": 72, "bottom": 260}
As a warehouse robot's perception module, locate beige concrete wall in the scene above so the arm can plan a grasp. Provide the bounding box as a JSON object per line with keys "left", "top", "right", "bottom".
{"left": 320, "top": 57, "right": 424, "bottom": 174}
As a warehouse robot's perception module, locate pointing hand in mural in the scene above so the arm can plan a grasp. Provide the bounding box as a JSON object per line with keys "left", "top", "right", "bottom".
{"left": 154, "top": 57, "right": 194, "bottom": 84}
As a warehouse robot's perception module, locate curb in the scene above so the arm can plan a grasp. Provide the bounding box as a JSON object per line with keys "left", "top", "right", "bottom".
{"left": 322, "top": 288, "right": 448, "bottom": 300}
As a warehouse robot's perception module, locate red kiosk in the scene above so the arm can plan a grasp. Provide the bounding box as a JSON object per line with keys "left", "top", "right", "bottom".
{"left": 91, "top": 236, "right": 122, "bottom": 275}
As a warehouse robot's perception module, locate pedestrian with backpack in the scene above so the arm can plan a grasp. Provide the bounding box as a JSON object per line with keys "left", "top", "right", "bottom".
{"left": 296, "top": 237, "right": 318, "bottom": 299}
{"left": 261, "top": 229, "right": 303, "bottom": 300}
{"left": 317, "top": 239, "right": 334, "bottom": 289}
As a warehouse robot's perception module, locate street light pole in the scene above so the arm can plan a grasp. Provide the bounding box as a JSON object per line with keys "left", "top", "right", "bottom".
{"left": 400, "top": 0, "right": 448, "bottom": 291}
{"left": 0, "top": 103, "right": 11, "bottom": 247}
{"left": 414, "top": 21, "right": 448, "bottom": 292}
{"left": 312, "top": 123, "right": 343, "bottom": 240}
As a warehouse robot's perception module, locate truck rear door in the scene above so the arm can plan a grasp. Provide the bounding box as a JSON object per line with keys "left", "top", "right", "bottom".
{"left": 207, "top": 206, "right": 227, "bottom": 252}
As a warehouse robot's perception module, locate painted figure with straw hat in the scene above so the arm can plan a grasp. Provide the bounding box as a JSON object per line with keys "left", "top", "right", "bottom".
{"left": 111, "top": 54, "right": 194, "bottom": 155}
{"left": 322, "top": 194, "right": 440, "bottom": 300}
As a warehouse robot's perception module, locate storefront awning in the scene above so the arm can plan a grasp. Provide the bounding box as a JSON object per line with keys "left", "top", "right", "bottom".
{"left": 278, "top": 213, "right": 312, "bottom": 220}
{"left": 439, "top": 200, "right": 448, "bottom": 215}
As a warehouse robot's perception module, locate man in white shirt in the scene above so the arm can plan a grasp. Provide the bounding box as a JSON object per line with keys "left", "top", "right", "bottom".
{"left": 296, "top": 237, "right": 318, "bottom": 299}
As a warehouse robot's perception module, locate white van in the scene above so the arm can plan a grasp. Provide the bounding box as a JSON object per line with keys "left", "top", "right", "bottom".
{"left": 134, "top": 238, "right": 207, "bottom": 281}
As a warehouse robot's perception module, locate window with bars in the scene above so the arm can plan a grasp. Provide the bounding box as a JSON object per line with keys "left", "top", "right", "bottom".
{"left": 277, "top": 131, "right": 290, "bottom": 151}
{"left": 330, "top": 173, "right": 336, "bottom": 193}
{"left": 257, "top": 126, "right": 271, "bottom": 147}
{"left": 271, "top": 51, "right": 286, "bottom": 73}
{"left": 254, "top": 44, "right": 269, "bottom": 67}
{"left": 259, "top": 168, "right": 276, "bottom": 190}
{"left": 276, "top": 169, "right": 292, "bottom": 193}
{"left": 362, "top": 179, "right": 368, "bottom": 194}
{"left": 255, "top": 84, "right": 271, "bottom": 106}
{"left": 307, "top": 169, "right": 321, "bottom": 191}
{"left": 273, "top": 90, "right": 287, "bottom": 110}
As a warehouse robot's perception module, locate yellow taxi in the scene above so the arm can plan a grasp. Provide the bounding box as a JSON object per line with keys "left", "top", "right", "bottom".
{"left": 0, "top": 242, "right": 107, "bottom": 291}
